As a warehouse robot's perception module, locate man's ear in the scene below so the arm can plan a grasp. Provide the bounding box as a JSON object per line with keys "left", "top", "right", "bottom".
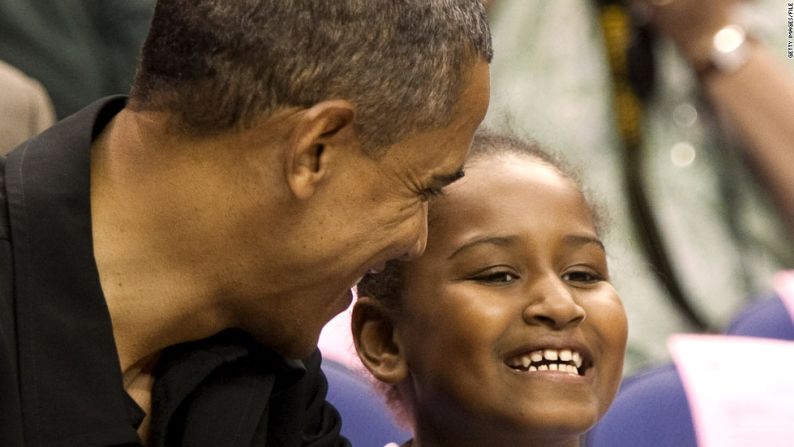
{"left": 351, "top": 296, "right": 409, "bottom": 384}
{"left": 284, "top": 100, "right": 356, "bottom": 200}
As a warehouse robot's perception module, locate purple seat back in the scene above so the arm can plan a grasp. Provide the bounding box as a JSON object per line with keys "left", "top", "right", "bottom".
{"left": 322, "top": 359, "right": 411, "bottom": 446}
{"left": 587, "top": 293, "right": 794, "bottom": 446}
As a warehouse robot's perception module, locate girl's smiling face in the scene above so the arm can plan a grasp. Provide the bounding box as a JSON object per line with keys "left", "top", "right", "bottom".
{"left": 390, "top": 154, "right": 627, "bottom": 446}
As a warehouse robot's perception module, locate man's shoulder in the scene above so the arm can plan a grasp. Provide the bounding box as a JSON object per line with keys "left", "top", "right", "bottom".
{"left": 0, "top": 156, "right": 9, "bottom": 242}
{"left": 5, "top": 95, "right": 126, "bottom": 161}
{"left": 0, "top": 151, "right": 22, "bottom": 447}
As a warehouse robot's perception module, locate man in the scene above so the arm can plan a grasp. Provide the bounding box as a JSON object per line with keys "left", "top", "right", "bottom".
{"left": 0, "top": 1, "right": 492, "bottom": 445}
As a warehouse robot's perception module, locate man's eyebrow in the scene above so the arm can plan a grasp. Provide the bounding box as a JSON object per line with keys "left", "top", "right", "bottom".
{"left": 432, "top": 168, "right": 465, "bottom": 187}
{"left": 563, "top": 234, "right": 605, "bottom": 251}
{"left": 447, "top": 235, "right": 518, "bottom": 260}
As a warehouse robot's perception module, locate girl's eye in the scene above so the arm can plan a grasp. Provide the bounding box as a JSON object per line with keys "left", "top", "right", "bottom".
{"left": 562, "top": 270, "right": 602, "bottom": 284}
{"left": 473, "top": 271, "right": 519, "bottom": 284}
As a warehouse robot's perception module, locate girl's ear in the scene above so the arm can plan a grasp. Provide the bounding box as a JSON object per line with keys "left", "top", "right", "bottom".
{"left": 351, "top": 296, "right": 409, "bottom": 384}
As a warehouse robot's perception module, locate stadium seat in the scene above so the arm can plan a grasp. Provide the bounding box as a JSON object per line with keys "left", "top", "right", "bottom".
{"left": 322, "top": 359, "right": 411, "bottom": 446}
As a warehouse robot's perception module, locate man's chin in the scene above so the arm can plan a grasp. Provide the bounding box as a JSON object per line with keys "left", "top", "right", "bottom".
{"left": 244, "top": 325, "right": 321, "bottom": 360}
{"left": 247, "top": 288, "right": 353, "bottom": 359}
{"left": 270, "top": 340, "right": 319, "bottom": 360}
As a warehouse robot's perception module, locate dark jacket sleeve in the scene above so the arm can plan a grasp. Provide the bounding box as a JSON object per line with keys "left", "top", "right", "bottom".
{"left": 265, "top": 349, "right": 351, "bottom": 447}
{"left": 0, "top": 158, "right": 24, "bottom": 446}
{"left": 299, "top": 351, "right": 351, "bottom": 447}
{"left": 0, "top": 240, "right": 23, "bottom": 446}
{"left": 148, "top": 332, "right": 351, "bottom": 447}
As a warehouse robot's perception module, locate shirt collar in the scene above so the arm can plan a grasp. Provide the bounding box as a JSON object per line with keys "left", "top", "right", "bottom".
{"left": 6, "top": 96, "right": 141, "bottom": 446}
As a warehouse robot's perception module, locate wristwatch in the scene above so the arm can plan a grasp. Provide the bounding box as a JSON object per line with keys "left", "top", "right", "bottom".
{"left": 695, "top": 23, "right": 754, "bottom": 78}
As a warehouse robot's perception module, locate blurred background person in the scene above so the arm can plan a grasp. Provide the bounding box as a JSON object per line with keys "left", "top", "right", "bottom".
{"left": 0, "top": 0, "right": 155, "bottom": 119}
{"left": 0, "top": 60, "right": 54, "bottom": 153}
{"left": 485, "top": 0, "right": 794, "bottom": 371}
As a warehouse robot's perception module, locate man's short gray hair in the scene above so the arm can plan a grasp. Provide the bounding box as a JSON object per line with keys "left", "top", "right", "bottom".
{"left": 129, "top": 0, "right": 492, "bottom": 153}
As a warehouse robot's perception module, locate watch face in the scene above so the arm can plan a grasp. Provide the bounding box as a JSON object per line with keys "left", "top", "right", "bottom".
{"left": 710, "top": 24, "right": 750, "bottom": 73}
{"left": 713, "top": 24, "right": 746, "bottom": 53}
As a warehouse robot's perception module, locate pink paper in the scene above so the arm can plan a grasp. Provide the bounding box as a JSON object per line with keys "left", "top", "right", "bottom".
{"left": 669, "top": 334, "right": 794, "bottom": 447}
{"left": 773, "top": 270, "right": 794, "bottom": 325}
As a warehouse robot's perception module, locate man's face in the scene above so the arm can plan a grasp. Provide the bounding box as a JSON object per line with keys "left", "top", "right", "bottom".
{"left": 280, "top": 59, "right": 491, "bottom": 357}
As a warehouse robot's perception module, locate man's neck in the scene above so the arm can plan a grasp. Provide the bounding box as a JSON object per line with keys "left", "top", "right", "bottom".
{"left": 89, "top": 107, "right": 313, "bottom": 371}
{"left": 89, "top": 110, "right": 238, "bottom": 372}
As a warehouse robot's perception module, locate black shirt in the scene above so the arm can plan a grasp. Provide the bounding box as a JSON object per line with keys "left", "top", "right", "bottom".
{"left": 0, "top": 97, "right": 350, "bottom": 447}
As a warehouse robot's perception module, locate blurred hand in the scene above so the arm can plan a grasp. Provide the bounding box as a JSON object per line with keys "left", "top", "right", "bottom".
{"left": 634, "top": 0, "right": 743, "bottom": 65}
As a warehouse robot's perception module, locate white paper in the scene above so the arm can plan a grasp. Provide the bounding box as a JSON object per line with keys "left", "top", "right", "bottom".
{"left": 773, "top": 270, "right": 794, "bottom": 325}
{"left": 669, "top": 334, "right": 794, "bottom": 447}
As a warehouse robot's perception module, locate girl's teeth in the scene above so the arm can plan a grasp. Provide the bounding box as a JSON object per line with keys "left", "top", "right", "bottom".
{"left": 507, "top": 348, "right": 585, "bottom": 376}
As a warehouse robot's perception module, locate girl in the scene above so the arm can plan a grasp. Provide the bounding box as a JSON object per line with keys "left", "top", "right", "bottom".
{"left": 352, "top": 130, "right": 628, "bottom": 447}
